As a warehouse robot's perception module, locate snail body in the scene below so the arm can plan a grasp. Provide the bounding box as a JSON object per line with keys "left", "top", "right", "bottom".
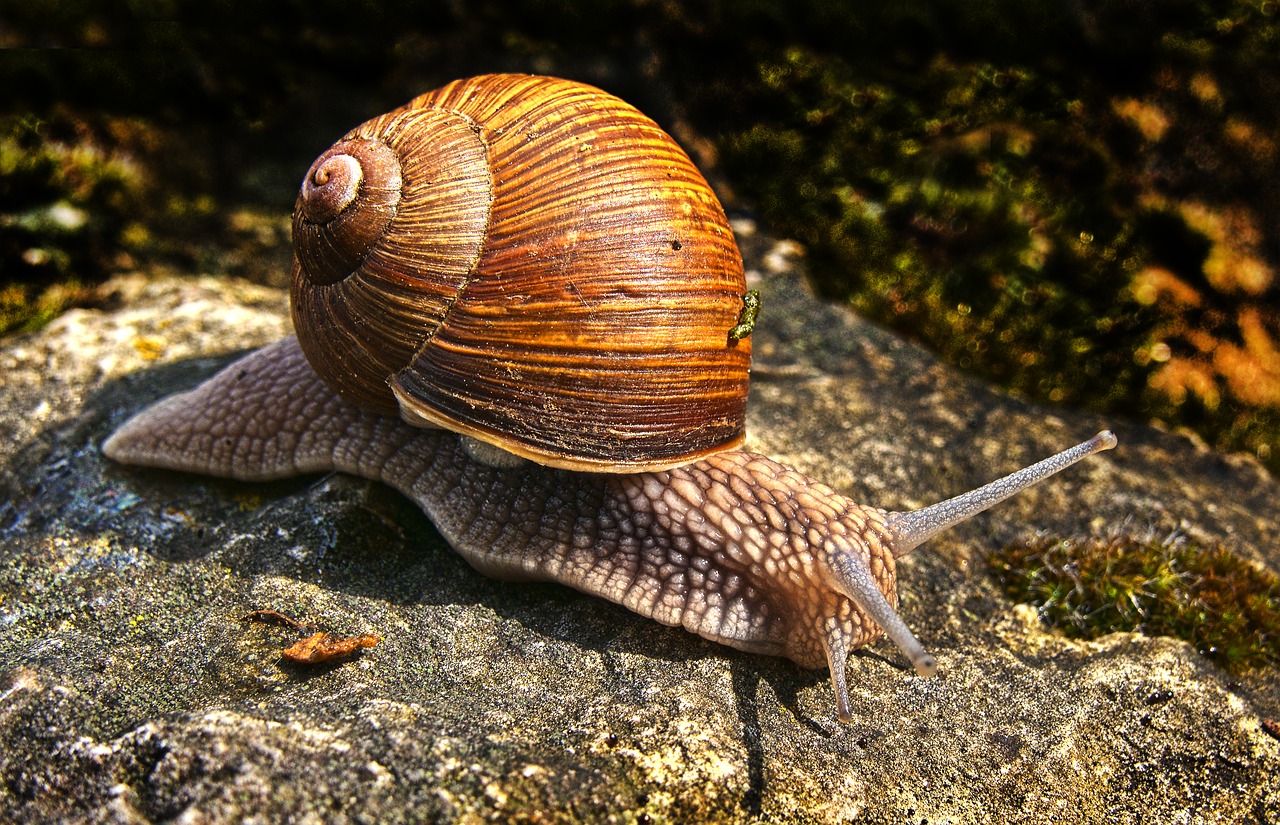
{"left": 103, "top": 75, "right": 1115, "bottom": 722}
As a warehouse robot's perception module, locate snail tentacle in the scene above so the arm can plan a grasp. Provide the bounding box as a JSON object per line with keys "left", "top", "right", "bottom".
{"left": 885, "top": 431, "right": 1117, "bottom": 557}
{"left": 824, "top": 540, "right": 938, "bottom": 680}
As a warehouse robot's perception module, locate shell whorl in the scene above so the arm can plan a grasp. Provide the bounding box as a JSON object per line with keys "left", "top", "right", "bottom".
{"left": 290, "top": 74, "right": 749, "bottom": 472}
{"left": 292, "top": 106, "right": 493, "bottom": 414}
{"left": 294, "top": 139, "right": 402, "bottom": 285}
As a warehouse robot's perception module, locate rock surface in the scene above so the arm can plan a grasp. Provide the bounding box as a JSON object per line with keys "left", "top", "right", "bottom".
{"left": 1, "top": 228, "right": 1277, "bottom": 823}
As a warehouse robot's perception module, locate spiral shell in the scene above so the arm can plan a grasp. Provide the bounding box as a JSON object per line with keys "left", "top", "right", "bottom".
{"left": 291, "top": 74, "right": 749, "bottom": 472}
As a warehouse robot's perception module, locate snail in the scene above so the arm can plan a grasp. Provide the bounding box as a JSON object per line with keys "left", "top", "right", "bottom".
{"left": 103, "top": 74, "right": 1116, "bottom": 722}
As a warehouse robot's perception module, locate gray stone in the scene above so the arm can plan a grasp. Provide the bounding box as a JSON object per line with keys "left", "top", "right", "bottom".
{"left": 1, "top": 230, "right": 1277, "bottom": 823}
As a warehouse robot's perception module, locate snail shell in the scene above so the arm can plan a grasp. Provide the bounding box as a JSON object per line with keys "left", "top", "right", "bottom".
{"left": 291, "top": 74, "right": 749, "bottom": 472}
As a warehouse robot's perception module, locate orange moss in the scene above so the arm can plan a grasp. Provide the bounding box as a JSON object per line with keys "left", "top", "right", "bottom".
{"left": 1113, "top": 97, "right": 1170, "bottom": 142}
{"left": 1188, "top": 72, "right": 1222, "bottom": 106}
{"left": 1224, "top": 117, "right": 1277, "bottom": 161}
{"left": 1179, "top": 202, "right": 1273, "bottom": 295}
{"left": 1130, "top": 267, "right": 1202, "bottom": 308}
{"left": 1149, "top": 358, "right": 1221, "bottom": 409}
{"left": 1215, "top": 309, "right": 1280, "bottom": 406}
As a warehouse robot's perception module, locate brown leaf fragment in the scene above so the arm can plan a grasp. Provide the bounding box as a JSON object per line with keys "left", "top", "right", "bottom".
{"left": 281, "top": 631, "right": 380, "bottom": 665}
{"left": 244, "top": 608, "right": 312, "bottom": 630}
{"left": 1262, "top": 719, "right": 1280, "bottom": 741}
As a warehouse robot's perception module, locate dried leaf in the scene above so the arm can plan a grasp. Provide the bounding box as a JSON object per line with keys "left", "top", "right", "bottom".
{"left": 282, "top": 631, "right": 380, "bottom": 665}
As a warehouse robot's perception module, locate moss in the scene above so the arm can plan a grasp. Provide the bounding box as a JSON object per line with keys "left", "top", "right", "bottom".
{"left": 989, "top": 531, "right": 1280, "bottom": 673}
{"left": 0, "top": 279, "right": 93, "bottom": 336}
{"left": 0, "top": 114, "right": 147, "bottom": 333}
{"left": 716, "top": 4, "right": 1280, "bottom": 472}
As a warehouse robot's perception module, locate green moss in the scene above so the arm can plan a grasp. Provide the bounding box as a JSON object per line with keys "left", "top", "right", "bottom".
{"left": 717, "top": 5, "right": 1280, "bottom": 472}
{"left": 725, "top": 48, "right": 1156, "bottom": 400}
{"left": 0, "top": 114, "right": 147, "bottom": 334}
{"left": 989, "top": 531, "right": 1280, "bottom": 673}
{"left": 0, "top": 279, "right": 92, "bottom": 335}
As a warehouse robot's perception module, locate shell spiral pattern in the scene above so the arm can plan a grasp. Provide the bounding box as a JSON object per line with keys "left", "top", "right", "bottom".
{"left": 291, "top": 74, "right": 750, "bottom": 472}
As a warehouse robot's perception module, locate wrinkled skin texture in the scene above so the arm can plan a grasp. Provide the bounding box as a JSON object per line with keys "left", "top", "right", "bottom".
{"left": 104, "top": 337, "right": 918, "bottom": 720}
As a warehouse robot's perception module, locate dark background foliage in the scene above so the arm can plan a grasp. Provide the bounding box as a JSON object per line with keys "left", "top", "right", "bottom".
{"left": 2, "top": 0, "right": 1278, "bottom": 469}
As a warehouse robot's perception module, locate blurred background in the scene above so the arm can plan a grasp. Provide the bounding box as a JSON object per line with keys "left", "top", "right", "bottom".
{"left": 3, "top": 0, "right": 1278, "bottom": 471}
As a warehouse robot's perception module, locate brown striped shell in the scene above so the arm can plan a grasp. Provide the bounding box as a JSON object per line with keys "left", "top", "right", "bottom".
{"left": 291, "top": 74, "right": 750, "bottom": 472}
